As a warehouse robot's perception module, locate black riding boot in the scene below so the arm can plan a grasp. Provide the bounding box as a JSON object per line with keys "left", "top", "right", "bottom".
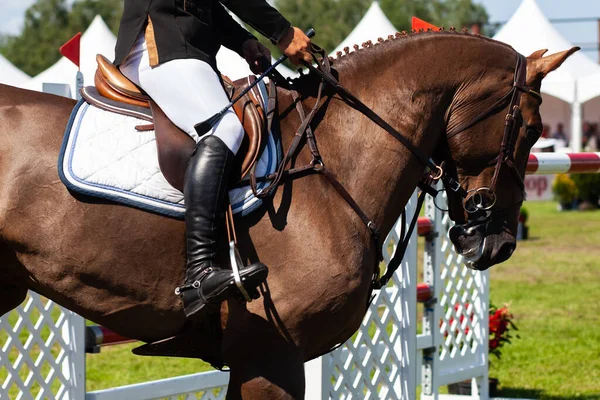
{"left": 176, "top": 135, "right": 268, "bottom": 319}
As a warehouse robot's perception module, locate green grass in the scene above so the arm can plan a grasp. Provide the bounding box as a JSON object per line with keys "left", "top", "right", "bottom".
{"left": 0, "top": 304, "right": 75, "bottom": 398}
{"left": 3, "top": 201, "right": 600, "bottom": 398}
{"left": 488, "top": 201, "right": 600, "bottom": 399}
{"left": 86, "top": 344, "right": 214, "bottom": 392}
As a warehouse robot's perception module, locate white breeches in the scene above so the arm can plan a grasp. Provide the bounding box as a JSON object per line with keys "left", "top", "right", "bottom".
{"left": 119, "top": 34, "right": 244, "bottom": 154}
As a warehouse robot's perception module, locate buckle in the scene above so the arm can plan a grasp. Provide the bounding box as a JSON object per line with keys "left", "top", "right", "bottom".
{"left": 431, "top": 165, "right": 443, "bottom": 181}
{"left": 367, "top": 221, "right": 380, "bottom": 240}
{"left": 447, "top": 177, "right": 461, "bottom": 193}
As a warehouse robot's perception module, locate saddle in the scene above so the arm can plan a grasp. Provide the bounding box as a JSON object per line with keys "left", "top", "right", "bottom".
{"left": 85, "top": 54, "right": 271, "bottom": 192}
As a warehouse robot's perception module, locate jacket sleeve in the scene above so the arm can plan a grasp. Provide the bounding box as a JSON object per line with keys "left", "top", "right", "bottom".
{"left": 219, "top": 0, "right": 292, "bottom": 45}
{"left": 213, "top": 3, "right": 256, "bottom": 57}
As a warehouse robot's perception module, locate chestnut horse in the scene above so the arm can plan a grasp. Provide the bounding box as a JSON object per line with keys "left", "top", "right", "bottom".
{"left": 0, "top": 32, "right": 574, "bottom": 398}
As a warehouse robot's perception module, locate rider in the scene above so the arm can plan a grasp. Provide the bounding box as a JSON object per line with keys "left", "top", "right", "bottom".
{"left": 113, "top": 1, "right": 312, "bottom": 319}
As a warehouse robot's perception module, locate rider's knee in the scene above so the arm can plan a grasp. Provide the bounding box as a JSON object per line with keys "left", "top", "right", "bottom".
{"left": 213, "top": 112, "right": 244, "bottom": 155}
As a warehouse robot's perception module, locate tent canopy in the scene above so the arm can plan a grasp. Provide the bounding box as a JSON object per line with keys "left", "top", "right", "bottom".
{"left": 27, "top": 15, "right": 117, "bottom": 95}
{"left": 576, "top": 66, "right": 600, "bottom": 104}
{"left": 331, "top": 2, "right": 397, "bottom": 56}
{"left": 27, "top": 14, "right": 295, "bottom": 95}
{"left": 493, "top": 0, "right": 600, "bottom": 103}
{"left": 0, "top": 54, "right": 31, "bottom": 88}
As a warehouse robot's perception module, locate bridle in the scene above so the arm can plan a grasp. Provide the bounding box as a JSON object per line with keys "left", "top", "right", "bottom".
{"left": 245, "top": 46, "right": 540, "bottom": 291}
{"left": 445, "top": 53, "right": 541, "bottom": 215}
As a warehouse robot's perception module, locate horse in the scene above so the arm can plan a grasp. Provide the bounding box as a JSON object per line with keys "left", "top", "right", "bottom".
{"left": 0, "top": 31, "right": 575, "bottom": 399}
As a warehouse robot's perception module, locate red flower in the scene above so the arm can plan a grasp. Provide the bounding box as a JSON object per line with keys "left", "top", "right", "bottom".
{"left": 488, "top": 303, "right": 519, "bottom": 360}
{"left": 489, "top": 338, "right": 500, "bottom": 350}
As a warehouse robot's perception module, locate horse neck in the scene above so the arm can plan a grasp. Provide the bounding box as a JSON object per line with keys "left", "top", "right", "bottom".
{"left": 276, "top": 33, "right": 514, "bottom": 235}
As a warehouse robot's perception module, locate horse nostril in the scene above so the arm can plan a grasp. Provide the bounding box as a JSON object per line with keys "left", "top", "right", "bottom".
{"left": 495, "top": 242, "right": 515, "bottom": 263}
{"left": 449, "top": 225, "right": 467, "bottom": 243}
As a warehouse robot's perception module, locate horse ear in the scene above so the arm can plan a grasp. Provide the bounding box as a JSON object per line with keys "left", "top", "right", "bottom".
{"left": 527, "top": 49, "right": 548, "bottom": 59}
{"left": 529, "top": 47, "right": 580, "bottom": 80}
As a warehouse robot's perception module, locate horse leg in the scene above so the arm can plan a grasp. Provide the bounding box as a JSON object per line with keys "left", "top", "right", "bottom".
{"left": 0, "top": 247, "right": 28, "bottom": 317}
{"left": 0, "top": 284, "right": 27, "bottom": 317}
{"left": 226, "top": 349, "right": 305, "bottom": 400}
{"left": 223, "top": 302, "right": 306, "bottom": 400}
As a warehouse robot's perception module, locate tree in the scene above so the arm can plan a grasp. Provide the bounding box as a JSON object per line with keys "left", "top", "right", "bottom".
{"left": 0, "top": 0, "right": 71, "bottom": 76}
{"left": 70, "top": 0, "right": 123, "bottom": 36}
{"left": 275, "top": 0, "right": 371, "bottom": 53}
{"left": 377, "top": 0, "right": 489, "bottom": 33}
{"left": 0, "top": 0, "right": 122, "bottom": 76}
{"left": 272, "top": 0, "right": 489, "bottom": 54}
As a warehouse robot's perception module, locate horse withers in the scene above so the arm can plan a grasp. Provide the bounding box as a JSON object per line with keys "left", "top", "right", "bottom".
{"left": 0, "top": 32, "right": 576, "bottom": 399}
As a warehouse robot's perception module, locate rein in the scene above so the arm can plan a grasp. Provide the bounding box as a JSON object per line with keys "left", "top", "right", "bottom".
{"left": 247, "top": 45, "right": 536, "bottom": 291}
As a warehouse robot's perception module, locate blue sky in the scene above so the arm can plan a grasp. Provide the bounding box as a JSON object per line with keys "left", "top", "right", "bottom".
{"left": 2, "top": 0, "right": 37, "bottom": 36}
{"left": 2, "top": 0, "right": 600, "bottom": 60}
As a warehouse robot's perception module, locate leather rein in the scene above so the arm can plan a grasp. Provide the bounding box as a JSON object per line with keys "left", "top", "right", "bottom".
{"left": 247, "top": 46, "right": 538, "bottom": 291}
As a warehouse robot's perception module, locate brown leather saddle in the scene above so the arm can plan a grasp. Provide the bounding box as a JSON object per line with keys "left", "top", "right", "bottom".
{"left": 89, "top": 54, "right": 271, "bottom": 192}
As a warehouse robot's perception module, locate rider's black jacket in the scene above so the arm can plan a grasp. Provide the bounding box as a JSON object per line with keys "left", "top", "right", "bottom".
{"left": 114, "top": 0, "right": 291, "bottom": 69}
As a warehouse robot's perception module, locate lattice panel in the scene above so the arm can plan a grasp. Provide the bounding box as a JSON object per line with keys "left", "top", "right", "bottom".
{"left": 321, "top": 195, "right": 418, "bottom": 400}
{"left": 0, "top": 293, "right": 85, "bottom": 400}
{"left": 160, "top": 387, "right": 226, "bottom": 400}
{"left": 436, "top": 207, "right": 488, "bottom": 375}
{"left": 85, "top": 370, "right": 230, "bottom": 400}
{"left": 324, "top": 284, "right": 402, "bottom": 398}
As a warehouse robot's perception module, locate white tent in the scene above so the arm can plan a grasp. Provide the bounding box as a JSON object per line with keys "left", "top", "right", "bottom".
{"left": 27, "top": 15, "right": 117, "bottom": 96}
{"left": 331, "top": 1, "right": 397, "bottom": 56}
{"left": 493, "top": 0, "right": 600, "bottom": 151}
{"left": 27, "top": 14, "right": 294, "bottom": 96}
{"left": 0, "top": 54, "right": 31, "bottom": 88}
{"left": 576, "top": 67, "right": 600, "bottom": 106}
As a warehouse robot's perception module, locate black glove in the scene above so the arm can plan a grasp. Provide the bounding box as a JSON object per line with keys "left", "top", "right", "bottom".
{"left": 241, "top": 39, "right": 272, "bottom": 74}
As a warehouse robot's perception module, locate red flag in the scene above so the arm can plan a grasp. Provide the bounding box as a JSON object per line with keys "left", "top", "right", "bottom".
{"left": 60, "top": 33, "right": 82, "bottom": 69}
{"left": 411, "top": 17, "right": 440, "bottom": 32}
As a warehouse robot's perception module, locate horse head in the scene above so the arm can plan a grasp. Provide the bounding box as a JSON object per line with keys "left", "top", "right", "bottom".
{"left": 442, "top": 47, "right": 578, "bottom": 270}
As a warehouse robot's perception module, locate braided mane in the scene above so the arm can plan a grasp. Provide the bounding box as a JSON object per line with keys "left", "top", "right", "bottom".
{"left": 290, "top": 28, "right": 516, "bottom": 87}
{"left": 330, "top": 27, "right": 513, "bottom": 61}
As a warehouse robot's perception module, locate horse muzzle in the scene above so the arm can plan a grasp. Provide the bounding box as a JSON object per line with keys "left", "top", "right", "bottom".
{"left": 448, "top": 218, "right": 516, "bottom": 270}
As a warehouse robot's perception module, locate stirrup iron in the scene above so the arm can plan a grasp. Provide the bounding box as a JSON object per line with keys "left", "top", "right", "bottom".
{"left": 226, "top": 205, "right": 253, "bottom": 302}
{"left": 229, "top": 240, "right": 252, "bottom": 302}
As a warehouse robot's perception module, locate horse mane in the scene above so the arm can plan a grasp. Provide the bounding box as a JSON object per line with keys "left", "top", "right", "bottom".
{"left": 291, "top": 28, "right": 516, "bottom": 87}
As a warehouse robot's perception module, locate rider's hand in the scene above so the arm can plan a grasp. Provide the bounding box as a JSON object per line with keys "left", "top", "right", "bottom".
{"left": 242, "top": 39, "right": 272, "bottom": 74}
{"left": 277, "top": 27, "right": 312, "bottom": 66}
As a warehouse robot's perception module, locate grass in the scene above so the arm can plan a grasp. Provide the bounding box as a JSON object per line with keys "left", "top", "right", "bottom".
{"left": 2, "top": 201, "right": 600, "bottom": 398}
{"left": 488, "top": 201, "right": 600, "bottom": 399}
{"left": 86, "top": 344, "right": 214, "bottom": 392}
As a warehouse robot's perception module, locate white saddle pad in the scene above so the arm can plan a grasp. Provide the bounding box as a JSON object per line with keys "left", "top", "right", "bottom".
{"left": 58, "top": 82, "right": 280, "bottom": 218}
